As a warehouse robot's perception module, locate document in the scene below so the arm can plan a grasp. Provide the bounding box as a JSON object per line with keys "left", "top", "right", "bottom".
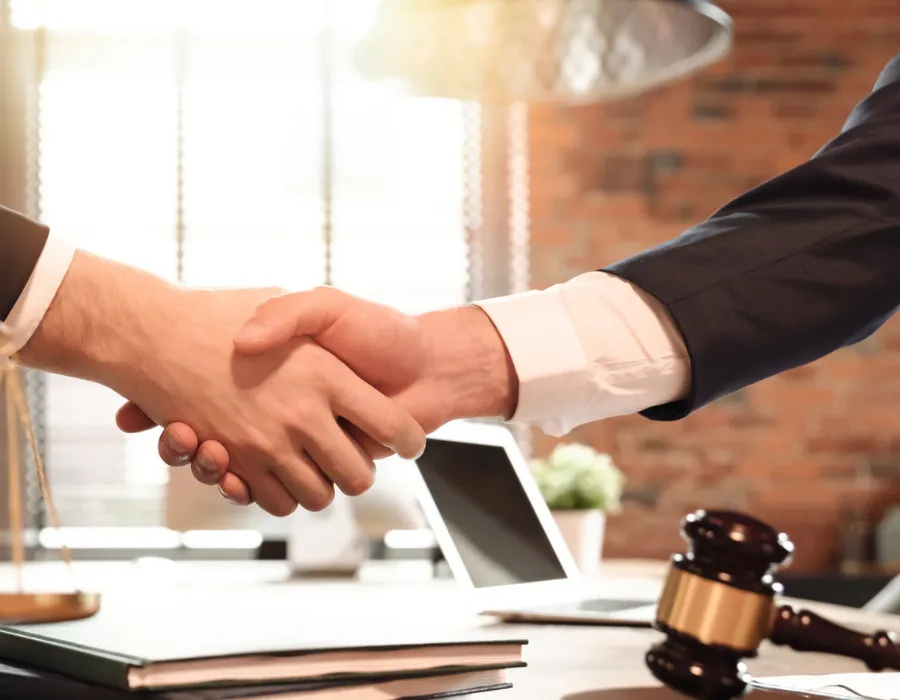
{"left": 754, "top": 673, "right": 900, "bottom": 700}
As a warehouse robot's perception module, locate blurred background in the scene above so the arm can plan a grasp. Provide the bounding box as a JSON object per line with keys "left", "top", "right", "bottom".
{"left": 0, "top": 0, "right": 898, "bottom": 608}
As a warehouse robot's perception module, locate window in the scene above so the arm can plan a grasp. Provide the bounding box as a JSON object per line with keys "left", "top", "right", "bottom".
{"left": 9, "top": 0, "right": 471, "bottom": 532}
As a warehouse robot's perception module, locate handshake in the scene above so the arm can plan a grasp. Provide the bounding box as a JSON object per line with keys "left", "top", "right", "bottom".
{"left": 17, "top": 251, "right": 517, "bottom": 517}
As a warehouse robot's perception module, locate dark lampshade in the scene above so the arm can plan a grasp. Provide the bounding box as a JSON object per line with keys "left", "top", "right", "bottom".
{"left": 353, "top": 0, "right": 733, "bottom": 104}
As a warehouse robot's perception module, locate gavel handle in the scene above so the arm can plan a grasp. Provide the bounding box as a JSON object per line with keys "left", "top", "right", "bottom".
{"left": 770, "top": 604, "right": 900, "bottom": 671}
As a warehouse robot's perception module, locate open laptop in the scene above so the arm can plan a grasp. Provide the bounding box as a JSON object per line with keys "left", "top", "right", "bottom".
{"left": 408, "top": 420, "right": 658, "bottom": 626}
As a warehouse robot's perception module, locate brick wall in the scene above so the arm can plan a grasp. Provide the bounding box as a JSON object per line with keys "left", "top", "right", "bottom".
{"left": 526, "top": 0, "right": 900, "bottom": 572}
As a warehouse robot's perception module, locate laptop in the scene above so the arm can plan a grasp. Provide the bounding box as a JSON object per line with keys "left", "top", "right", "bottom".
{"left": 408, "top": 420, "right": 658, "bottom": 626}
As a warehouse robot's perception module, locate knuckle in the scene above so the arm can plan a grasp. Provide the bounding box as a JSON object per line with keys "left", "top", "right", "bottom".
{"left": 379, "top": 409, "right": 403, "bottom": 440}
{"left": 252, "top": 297, "right": 279, "bottom": 316}
{"left": 271, "top": 501, "right": 298, "bottom": 518}
{"left": 302, "top": 354, "right": 329, "bottom": 379}
{"left": 341, "top": 469, "right": 374, "bottom": 497}
{"left": 290, "top": 400, "right": 327, "bottom": 431}
{"left": 253, "top": 291, "right": 291, "bottom": 319}
{"left": 303, "top": 486, "right": 335, "bottom": 512}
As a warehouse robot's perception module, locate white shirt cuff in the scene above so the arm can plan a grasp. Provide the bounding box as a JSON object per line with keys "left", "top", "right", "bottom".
{"left": 473, "top": 271, "right": 690, "bottom": 437}
{"left": 1, "top": 235, "right": 75, "bottom": 359}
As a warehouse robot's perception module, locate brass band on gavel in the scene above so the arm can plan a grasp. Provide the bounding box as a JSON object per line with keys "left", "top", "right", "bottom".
{"left": 655, "top": 565, "right": 776, "bottom": 654}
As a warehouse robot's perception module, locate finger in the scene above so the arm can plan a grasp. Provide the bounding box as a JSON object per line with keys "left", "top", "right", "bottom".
{"left": 341, "top": 419, "right": 394, "bottom": 462}
{"left": 331, "top": 367, "right": 426, "bottom": 460}
{"left": 226, "top": 455, "right": 298, "bottom": 517}
{"left": 217, "top": 472, "right": 251, "bottom": 506}
{"left": 270, "top": 451, "right": 335, "bottom": 512}
{"left": 190, "top": 441, "right": 230, "bottom": 485}
{"left": 115, "top": 402, "right": 157, "bottom": 433}
{"left": 158, "top": 423, "right": 199, "bottom": 467}
{"left": 303, "top": 419, "right": 375, "bottom": 497}
{"left": 232, "top": 288, "right": 345, "bottom": 354}
{"left": 244, "top": 469, "right": 299, "bottom": 517}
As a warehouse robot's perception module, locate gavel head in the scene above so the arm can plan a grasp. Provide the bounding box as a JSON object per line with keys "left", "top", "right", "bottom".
{"left": 645, "top": 510, "right": 795, "bottom": 700}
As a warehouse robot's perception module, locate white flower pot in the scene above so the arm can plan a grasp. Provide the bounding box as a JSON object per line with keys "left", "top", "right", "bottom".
{"left": 552, "top": 509, "right": 605, "bottom": 574}
{"left": 287, "top": 491, "right": 366, "bottom": 576}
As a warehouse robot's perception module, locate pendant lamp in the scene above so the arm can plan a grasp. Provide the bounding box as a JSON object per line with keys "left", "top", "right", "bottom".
{"left": 353, "top": 0, "right": 733, "bottom": 104}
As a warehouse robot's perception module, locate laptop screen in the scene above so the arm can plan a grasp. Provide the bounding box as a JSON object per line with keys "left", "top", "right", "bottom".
{"left": 415, "top": 437, "right": 567, "bottom": 588}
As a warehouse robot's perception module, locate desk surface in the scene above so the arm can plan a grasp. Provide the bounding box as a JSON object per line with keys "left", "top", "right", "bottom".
{"left": 0, "top": 558, "right": 896, "bottom": 699}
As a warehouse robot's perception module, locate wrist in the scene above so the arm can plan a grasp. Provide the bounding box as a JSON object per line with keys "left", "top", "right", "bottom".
{"left": 418, "top": 304, "right": 518, "bottom": 422}
{"left": 17, "top": 250, "right": 180, "bottom": 393}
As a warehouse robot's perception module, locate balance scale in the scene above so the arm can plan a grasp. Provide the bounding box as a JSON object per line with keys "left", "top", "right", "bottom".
{"left": 0, "top": 331, "right": 99, "bottom": 625}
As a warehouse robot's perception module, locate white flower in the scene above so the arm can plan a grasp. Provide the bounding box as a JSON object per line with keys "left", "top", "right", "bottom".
{"left": 531, "top": 442, "right": 625, "bottom": 512}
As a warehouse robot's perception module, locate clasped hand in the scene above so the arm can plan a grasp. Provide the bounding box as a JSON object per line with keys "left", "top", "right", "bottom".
{"left": 114, "top": 287, "right": 435, "bottom": 517}
{"left": 117, "top": 287, "right": 445, "bottom": 515}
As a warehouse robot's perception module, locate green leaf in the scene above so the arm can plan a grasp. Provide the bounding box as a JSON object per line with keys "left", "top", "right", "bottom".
{"left": 531, "top": 442, "right": 626, "bottom": 511}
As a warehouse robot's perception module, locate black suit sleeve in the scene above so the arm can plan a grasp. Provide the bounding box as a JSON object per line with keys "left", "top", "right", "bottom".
{"left": 604, "top": 55, "right": 900, "bottom": 421}
{"left": 0, "top": 204, "right": 49, "bottom": 323}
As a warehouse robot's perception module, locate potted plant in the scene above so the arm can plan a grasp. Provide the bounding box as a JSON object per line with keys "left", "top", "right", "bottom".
{"left": 531, "top": 443, "right": 625, "bottom": 574}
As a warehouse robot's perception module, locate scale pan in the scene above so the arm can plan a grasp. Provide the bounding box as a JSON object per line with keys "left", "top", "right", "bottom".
{"left": 0, "top": 591, "right": 101, "bottom": 625}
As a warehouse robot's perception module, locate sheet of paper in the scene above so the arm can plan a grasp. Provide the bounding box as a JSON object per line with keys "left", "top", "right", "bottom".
{"left": 755, "top": 673, "right": 900, "bottom": 700}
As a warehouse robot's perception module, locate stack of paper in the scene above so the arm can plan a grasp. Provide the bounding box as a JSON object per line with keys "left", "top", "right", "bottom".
{"left": 0, "top": 605, "right": 526, "bottom": 699}
{"left": 754, "top": 673, "right": 900, "bottom": 700}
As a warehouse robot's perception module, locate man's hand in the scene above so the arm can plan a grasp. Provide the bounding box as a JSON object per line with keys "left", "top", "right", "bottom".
{"left": 19, "top": 254, "right": 426, "bottom": 516}
{"left": 116, "top": 286, "right": 519, "bottom": 506}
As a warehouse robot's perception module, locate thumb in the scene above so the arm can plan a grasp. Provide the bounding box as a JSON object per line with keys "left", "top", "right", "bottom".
{"left": 115, "top": 401, "right": 158, "bottom": 433}
{"left": 233, "top": 287, "right": 347, "bottom": 354}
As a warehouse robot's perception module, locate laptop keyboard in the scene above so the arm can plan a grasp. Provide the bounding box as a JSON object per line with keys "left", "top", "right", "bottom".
{"left": 530, "top": 598, "right": 653, "bottom": 614}
{"left": 576, "top": 598, "right": 652, "bottom": 612}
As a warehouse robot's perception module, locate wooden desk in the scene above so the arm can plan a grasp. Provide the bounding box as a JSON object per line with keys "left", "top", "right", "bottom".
{"left": 0, "top": 559, "right": 896, "bottom": 699}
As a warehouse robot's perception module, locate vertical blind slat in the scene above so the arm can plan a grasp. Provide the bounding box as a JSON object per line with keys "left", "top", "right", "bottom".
{"left": 14, "top": 0, "right": 471, "bottom": 529}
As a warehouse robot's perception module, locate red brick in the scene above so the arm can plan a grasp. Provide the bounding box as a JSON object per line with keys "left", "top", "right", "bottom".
{"left": 527, "top": 1, "right": 899, "bottom": 573}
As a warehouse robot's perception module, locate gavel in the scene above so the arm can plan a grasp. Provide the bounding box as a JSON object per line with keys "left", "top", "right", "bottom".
{"left": 644, "top": 509, "right": 900, "bottom": 700}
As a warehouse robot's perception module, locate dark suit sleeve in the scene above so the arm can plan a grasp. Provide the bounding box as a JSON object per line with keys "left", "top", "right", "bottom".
{"left": 603, "top": 55, "right": 900, "bottom": 421}
{"left": 0, "top": 205, "right": 49, "bottom": 323}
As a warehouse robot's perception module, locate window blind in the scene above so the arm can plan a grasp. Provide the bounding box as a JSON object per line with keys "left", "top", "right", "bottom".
{"left": 9, "top": 0, "right": 473, "bottom": 530}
